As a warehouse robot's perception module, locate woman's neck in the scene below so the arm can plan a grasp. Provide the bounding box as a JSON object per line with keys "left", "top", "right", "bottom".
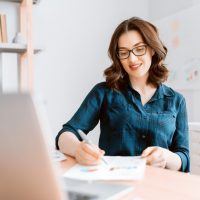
{"left": 129, "top": 77, "right": 157, "bottom": 105}
{"left": 129, "top": 76, "right": 151, "bottom": 93}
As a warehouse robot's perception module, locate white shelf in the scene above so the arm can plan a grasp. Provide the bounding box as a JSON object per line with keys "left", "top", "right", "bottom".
{"left": 0, "top": 43, "right": 26, "bottom": 53}
{"left": 1, "top": 0, "right": 40, "bottom": 4}
{"left": 0, "top": 0, "right": 39, "bottom": 93}
{"left": 0, "top": 43, "right": 42, "bottom": 54}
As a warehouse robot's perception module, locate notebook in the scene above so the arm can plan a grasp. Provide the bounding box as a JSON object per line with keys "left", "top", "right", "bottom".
{"left": 0, "top": 93, "right": 133, "bottom": 200}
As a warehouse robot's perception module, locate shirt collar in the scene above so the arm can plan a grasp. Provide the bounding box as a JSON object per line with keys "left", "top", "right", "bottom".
{"left": 151, "top": 84, "right": 175, "bottom": 101}
{"left": 127, "top": 82, "right": 174, "bottom": 101}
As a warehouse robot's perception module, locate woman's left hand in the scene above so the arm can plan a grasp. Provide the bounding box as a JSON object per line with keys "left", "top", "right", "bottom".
{"left": 141, "top": 146, "right": 170, "bottom": 168}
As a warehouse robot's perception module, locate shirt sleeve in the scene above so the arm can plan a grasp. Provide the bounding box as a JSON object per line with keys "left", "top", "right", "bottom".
{"left": 55, "top": 83, "right": 106, "bottom": 150}
{"left": 171, "top": 97, "right": 190, "bottom": 172}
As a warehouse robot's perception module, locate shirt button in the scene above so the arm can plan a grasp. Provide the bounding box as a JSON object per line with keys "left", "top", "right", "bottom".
{"left": 142, "top": 135, "right": 146, "bottom": 139}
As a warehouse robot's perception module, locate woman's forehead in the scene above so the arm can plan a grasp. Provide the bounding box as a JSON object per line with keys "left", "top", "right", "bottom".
{"left": 118, "top": 30, "right": 144, "bottom": 48}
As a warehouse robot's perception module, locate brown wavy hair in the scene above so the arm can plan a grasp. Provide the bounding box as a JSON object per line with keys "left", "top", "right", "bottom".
{"left": 104, "top": 17, "right": 169, "bottom": 90}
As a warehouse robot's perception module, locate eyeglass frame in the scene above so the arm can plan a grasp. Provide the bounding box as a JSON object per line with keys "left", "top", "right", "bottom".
{"left": 116, "top": 44, "right": 148, "bottom": 60}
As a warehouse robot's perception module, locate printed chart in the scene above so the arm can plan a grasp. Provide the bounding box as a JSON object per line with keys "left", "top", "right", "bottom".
{"left": 63, "top": 156, "right": 146, "bottom": 181}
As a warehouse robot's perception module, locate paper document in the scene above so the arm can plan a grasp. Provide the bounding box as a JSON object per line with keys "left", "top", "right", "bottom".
{"left": 52, "top": 149, "right": 67, "bottom": 161}
{"left": 63, "top": 156, "right": 146, "bottom": 181}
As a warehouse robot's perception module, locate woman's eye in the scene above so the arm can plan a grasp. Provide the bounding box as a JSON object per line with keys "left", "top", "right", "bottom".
{"left": 135, "top": 47, "right": 144, "bottom": 52}
{"left": 119, "top": 51, "right": 128, "bottom": 56}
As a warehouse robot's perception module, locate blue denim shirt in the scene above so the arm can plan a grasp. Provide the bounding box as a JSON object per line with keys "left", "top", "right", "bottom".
{"left": 56, "top": 82, "right": 190, "bottom": 172}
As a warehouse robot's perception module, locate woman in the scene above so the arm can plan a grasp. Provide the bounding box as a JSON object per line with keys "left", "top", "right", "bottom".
{"left": 56, "top": 17, "right": 189, "bottom": 172}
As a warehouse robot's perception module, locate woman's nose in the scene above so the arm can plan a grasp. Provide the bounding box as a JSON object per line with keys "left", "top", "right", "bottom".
{"left": 128, "top": 51, "right": 139, "bottom": 62}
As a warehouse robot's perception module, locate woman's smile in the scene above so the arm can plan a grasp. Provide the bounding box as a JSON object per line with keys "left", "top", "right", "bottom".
{"left": 129, "top": 63, "right": 142, "bottom": 70}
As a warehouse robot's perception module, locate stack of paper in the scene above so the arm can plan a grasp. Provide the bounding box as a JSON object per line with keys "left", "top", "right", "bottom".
{"left": 63, "top": 156, "right": 146, "bottom": 181}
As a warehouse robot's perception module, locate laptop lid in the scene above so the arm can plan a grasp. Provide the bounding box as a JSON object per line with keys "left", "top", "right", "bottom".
{"left": 0, "top": 93, "right": 66, "bottom": 200}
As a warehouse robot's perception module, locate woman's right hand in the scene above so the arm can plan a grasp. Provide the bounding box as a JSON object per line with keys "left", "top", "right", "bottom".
{"left": 74, "top": 141, "right": 105, "bottom": 165}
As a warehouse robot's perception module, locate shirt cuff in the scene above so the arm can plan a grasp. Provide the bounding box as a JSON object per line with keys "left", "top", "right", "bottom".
{"left": 175, "top": 151, "right": 190, "bottom": 172}
{"left": 55, "top": 127, "right": 82, "bottom": 150}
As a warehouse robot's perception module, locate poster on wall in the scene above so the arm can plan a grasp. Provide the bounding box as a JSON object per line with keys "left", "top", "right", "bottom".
{"left": 155, "top": 5, "right": 200, "bottom": 90}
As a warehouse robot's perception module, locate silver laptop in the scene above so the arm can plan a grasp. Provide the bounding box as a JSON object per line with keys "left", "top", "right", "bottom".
{"left": 0, "top": 94, "right": 132, "bottom": 200}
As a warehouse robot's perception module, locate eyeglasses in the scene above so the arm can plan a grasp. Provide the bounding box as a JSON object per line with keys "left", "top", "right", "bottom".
{"left": 117, "top": 44, "right": 148, "bottom": 59}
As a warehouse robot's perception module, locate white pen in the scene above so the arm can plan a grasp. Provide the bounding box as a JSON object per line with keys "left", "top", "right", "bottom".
{"left": 77, "top": 129, "right": 108, "bottom": 165}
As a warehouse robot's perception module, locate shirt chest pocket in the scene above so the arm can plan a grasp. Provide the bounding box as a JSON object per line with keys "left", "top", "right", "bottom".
{"left": 156, "top": 112, "right": 176, "bottom": 137}
{"left": 105, "top": 102, "right": 129, "bottom": 131}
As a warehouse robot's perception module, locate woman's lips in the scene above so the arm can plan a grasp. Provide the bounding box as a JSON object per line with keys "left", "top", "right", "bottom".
{"left": 129, "top": 63, "right": 142, "bottom": 70}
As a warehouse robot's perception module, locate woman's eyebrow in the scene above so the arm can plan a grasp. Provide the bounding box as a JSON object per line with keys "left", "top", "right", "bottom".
{"left": 118, "top": 42, "right": 145, "bottom": 49}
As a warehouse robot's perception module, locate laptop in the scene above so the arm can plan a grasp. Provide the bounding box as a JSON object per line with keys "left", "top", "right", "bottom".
{"left": 0, "top": 93, "right": 133, "bottom": 200}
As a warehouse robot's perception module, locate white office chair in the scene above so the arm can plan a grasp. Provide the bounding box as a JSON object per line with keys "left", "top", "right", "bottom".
{"left": 189, "top": 122, "right": 200, "bottom": 175}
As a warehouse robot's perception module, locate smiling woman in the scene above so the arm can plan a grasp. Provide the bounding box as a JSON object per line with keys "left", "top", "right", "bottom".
{"left": 116, "top": 31, "right": 154, "bottom": 93}
{"left": 56, "top": 17, "right": 190, "bottom": 173}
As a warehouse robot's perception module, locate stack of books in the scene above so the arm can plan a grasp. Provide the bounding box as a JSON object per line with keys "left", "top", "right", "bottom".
{"left": 0, "top": 14, "right": 8, "bottom": 43}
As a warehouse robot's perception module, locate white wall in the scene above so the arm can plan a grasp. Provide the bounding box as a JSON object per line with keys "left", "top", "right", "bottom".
{"left": 149, "top": 0, "right": 200, "bottom": 20}
{"left": 149, "top": 0, "right": 200, "bottom": 122}
{"left": 33, "top": 0, "right": 149, "bottom": 141}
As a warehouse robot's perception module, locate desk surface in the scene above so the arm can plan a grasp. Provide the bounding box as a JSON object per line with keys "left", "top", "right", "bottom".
{"left": 60, "top": 157, "right": 200, "bottom": 200}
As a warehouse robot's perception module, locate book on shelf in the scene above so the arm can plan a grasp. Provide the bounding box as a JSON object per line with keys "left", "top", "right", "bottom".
{"left": 0, "top": 14, "right": 8, "bottom": 43}
{"left": 0, "top": 17, "right": 2, "bottom": 43}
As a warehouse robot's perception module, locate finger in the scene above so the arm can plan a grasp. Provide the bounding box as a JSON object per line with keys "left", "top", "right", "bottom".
{"left": 147, "top": 155, "right": 164, "bottom": 165}
{"left": 75, "top": 143, "right": 98, "bottom": 163}
{"left": 79, "top": 154, "right": 100, "bottom": 165}
{"left": 77, "top": 154, "right": 100, "bottom": 166}
{"left": 99, "top": 149, "right": 105, "bottom": 155}
{"left": 146, "top": 150, "right": 163, "bottom": 165}
{"left": 76, "top": 148, "right": 101, "bottom": 165}
{"left": 141, "top": 146, "right": 156, "bottom": 157}
{"left": 79, "top": 148, "right": 99, "bottom": 162}
{"left": 151, "top": 160, "right": 167, "bottom": 168}
{"left": 81, "top": 142, "right": 101, "bottom": 158}
{"left": 146, "top": 150, "right": 161, "bottom": 164}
